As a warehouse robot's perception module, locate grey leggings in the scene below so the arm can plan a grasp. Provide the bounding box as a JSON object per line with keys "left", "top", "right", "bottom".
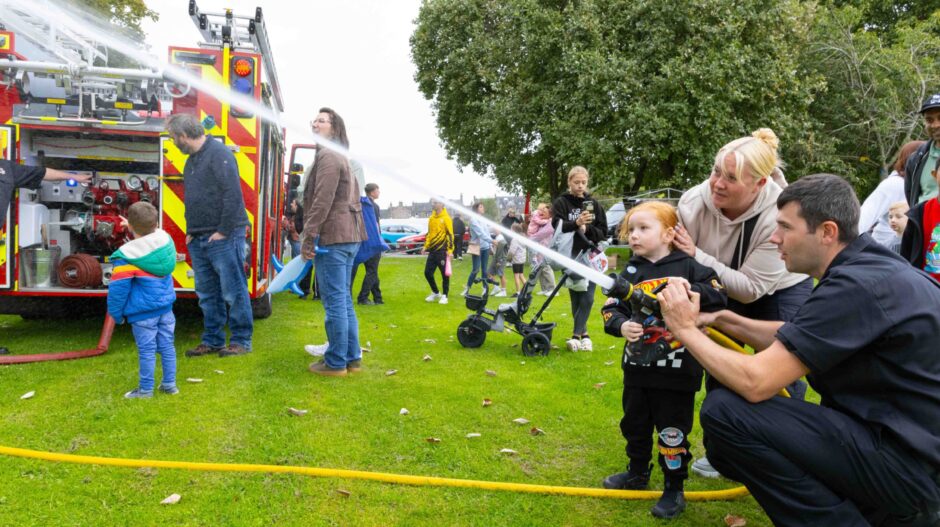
{"left": 568, "top": 282, "right": 597, "bottom": 336}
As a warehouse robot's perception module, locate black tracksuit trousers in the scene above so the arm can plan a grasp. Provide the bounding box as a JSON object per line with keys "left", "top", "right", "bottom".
{"left": 621, "top": 385, "right": 695, "bottom": 484}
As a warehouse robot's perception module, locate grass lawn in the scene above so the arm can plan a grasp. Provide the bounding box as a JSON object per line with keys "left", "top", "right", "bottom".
{"left": 0, "top": 255, "right": 775, "bottom": 526}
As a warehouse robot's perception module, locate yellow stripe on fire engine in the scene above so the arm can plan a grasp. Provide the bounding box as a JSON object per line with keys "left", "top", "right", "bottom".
{"left": 162, "top": 137, "right": 187, "bottom": 175}
{"left": 235, "top": 116, "right": 257, "bottom": 140}
{"left": 160, "top": 183, "right": 195, "bottom": 289}
{"left": 233, "top": 150, "right": 256, "bottom": 191}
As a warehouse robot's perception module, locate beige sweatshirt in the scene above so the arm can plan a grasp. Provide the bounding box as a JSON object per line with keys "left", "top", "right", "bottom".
{"left": 677, "top": 179, "right": 808, "bottom": 303}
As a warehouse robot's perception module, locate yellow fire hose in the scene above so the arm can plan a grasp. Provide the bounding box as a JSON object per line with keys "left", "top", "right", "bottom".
{"left": 0, "top": 328, "right": 771, "bottom": 501}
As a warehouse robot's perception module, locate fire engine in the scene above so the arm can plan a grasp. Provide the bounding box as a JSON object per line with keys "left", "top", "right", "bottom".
{"left": 0, "top": 1, "right": 286, "bottom": 319}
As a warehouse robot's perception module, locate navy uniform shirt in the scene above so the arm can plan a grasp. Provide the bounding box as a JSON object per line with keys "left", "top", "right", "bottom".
{"left": 777, "top": 234, "right": 940, "bottom": 468}
{"left": 0, "top": 159, "right": 46, "bottom": 229}
{"left": 182, "top": 138, "right": 249, "bottom": 237}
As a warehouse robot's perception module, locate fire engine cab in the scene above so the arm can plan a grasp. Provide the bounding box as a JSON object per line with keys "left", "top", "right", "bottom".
{"left": 0, "top": 1, "right": 286, "bottom": 319}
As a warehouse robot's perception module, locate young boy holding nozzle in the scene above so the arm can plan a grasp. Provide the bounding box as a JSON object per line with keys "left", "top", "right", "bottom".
{"left": 600, "top": 201, "right": 727, "bottom": 519}
{"left": 108, "top": 201, "right": 179, "bottom": 399}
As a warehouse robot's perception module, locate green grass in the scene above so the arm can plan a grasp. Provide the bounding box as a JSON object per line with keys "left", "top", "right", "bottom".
{"left": 0, "top": 255, "right": 772, "bottom": 526}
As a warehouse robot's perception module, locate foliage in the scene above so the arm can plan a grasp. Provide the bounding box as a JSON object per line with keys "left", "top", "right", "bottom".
{"left": 77, "top": 0, "right": 156, "bottom": 34}
{"left": 800, "top": 6, "right": 940, "bottom": 196}
{"left": 412, "top": 0, "right": 820, "bottom": 198}
{"left": 75, "top": 0, "right": 158, "bottom": 67}
{"left": 0, "top": 257, "right": 780, "bottom": 525}
{"left": 824, "top": 0, "right": 940, "bottom": 35}
{"left": 412, "top": 1, "right": 940, "bottom": 201}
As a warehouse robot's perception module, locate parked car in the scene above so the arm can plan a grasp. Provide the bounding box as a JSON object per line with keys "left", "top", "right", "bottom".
{"left": 606, "top": 201, "right": 626, "bottom": 244}
{"left": 381, "top": 224, "right": 423, "bottom": 248}
{"left": 396, "top": 232, "right": 426, "bottom": 254}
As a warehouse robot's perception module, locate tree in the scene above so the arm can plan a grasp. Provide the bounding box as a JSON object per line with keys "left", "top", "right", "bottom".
{"left": 78, "top": 0, "right": 156, "bottom": 35}
{"left": 76, "top": 0, "right": 158, "bottom": 67}
{"left": 800, "top": 6, "right": 940, "bottom": 195}
{"left": 411, "top": 0, "right": 820, "bottom": 198}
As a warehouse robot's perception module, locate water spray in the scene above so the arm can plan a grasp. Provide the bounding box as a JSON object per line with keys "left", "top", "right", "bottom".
{"left": 0, "top": 0, "right": 615, "bottom": 291}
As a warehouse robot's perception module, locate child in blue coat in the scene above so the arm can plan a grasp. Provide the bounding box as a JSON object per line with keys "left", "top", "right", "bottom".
{"left": 107, "top": 202, "right": 178, "bottom": 399}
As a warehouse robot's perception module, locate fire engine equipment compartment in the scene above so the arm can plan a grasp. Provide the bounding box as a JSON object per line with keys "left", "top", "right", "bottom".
{"left": 16, "top": 128, "right": 162, "bottom": 290}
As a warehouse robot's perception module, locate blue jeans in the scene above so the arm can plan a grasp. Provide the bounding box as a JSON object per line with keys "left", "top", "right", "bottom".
{"left": 466, "top": 248, "right": 490, "bottom": 287}
{"left": 188, "top": 230, "right": 253, "bottom": 349}
{"left": 289, "top": 239, "right": 301, "bottom": 260}
{"left": 315, "top": 241, "right": 361, "bottom": 369}
{"left": 131, "top": 311, "right": 177, "bottom": 392}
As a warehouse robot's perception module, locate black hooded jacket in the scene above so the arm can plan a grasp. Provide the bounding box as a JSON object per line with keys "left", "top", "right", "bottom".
{"left": 551, "top": 192, "right": 607, "bottom": 257}
{"left": 602, "top": 250, "right": 728, "bottom": 392}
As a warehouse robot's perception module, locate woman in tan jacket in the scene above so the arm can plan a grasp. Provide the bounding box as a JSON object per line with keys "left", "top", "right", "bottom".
{"left": 302, "top": 107, "right": 367, "bottom": 377}
{"left": 673, "top": 129, "right": 813, "bottom": 477}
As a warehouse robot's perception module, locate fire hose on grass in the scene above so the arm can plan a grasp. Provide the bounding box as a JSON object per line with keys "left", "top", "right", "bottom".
{"left": 0, "top": 314, "right": 116, "bottom": 365}
{"left": 0, "top": 316, "right": 759, "bottom": 501}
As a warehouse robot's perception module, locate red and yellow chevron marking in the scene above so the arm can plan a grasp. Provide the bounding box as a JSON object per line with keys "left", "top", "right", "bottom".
{"left": 160, "top": 181, "right": 194, "bottom": 290}
{"left": 164, "top": 46, "right": 264, "bottom": 295}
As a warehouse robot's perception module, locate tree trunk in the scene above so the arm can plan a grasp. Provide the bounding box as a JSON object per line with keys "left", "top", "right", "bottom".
{"left": 547, "top": 158, "right": 562, "bottom": 199}
{"left": 630, "top": 159, "right": 648, "bottom": 194}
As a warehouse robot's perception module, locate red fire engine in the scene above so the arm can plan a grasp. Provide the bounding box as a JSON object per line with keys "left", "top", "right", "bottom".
{"left": 0, "top": 2, "right": 286, "bottom": 319}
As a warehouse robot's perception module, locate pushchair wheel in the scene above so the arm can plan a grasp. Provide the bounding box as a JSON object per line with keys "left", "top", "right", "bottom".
{"left": 521, "top": 332, "right": 551, "bottom": 356}
{"left": 457, "top": 319, "right": 487, "bottom": 348}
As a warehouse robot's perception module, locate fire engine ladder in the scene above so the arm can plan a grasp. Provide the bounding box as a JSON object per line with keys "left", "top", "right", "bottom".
{"left": 187, "top": 0, "right": 284, "bottom": 112}
{"left": 0, "top": 4, "right": 107, "bottom": 66}
{"left": 0, "top": 4, "right": 164, "bottom": 126}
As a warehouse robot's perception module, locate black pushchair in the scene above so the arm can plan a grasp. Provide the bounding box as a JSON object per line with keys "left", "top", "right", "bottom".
{"left": 456, "top": 256, "right": 589, "bottom": 356}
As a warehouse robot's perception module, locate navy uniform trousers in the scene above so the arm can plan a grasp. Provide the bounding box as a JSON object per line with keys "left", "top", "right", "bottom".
{"left": 702, "top": 388, "right": 940, "bottom": 526}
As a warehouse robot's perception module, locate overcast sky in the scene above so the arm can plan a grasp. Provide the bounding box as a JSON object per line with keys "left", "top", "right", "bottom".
{"left": 141, "top": 1, "right": 503, "bottom": 207}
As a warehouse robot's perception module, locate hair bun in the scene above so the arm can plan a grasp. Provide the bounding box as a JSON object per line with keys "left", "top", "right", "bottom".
{"left": 751, "top": 128, "right": 779, "bottom": 151}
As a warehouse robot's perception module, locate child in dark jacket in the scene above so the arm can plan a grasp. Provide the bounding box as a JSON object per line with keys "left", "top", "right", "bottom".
{"left": 108, "top": 202, "right": 178, "bottom": 399}
{"left": 600, "top": 201, "right": 727, "bottom": 520}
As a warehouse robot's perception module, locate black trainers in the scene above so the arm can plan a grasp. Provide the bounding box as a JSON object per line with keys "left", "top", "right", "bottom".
{"left": 651, "top": 484, "right": 686, "bottom": 519}
{"left": 358, "top": 299, "right": 374, "bottom": 305}
{"left": 0, "top": 346, "right": 9, "bottom": 355}
{"left": 603, "top": 464, "right": 652, "bottom": 490}
{"left": 185, "top": 343, "right": 223, "bottom": 357}
{"left": 219, "top": 343, "right": 251, "bottom": 357}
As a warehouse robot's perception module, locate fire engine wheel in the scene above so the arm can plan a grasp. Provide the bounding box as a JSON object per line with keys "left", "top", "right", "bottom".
{"left": 521, "top": 332, "right": 551, "bottom": 357}
{"left": 457, "top": 319, "right": 486, "bottom": 348}
{"left": 251, "top": 292, "right": 272, "bottom": 319}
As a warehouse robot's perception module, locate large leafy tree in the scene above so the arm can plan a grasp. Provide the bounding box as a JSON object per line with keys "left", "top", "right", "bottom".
{"left": 77, "top": 0, "right": 158, "bottom": 67}
{"left": 411, "top": 0, "right": 820, "bottom": 198}
{"left": 79, "top": 0, "right": 156, "bottom": 34}
{"left": 801, "top": 4, "right": 940, "bottom": 196}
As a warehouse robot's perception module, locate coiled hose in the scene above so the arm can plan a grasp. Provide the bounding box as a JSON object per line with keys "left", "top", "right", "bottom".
{"left": 57, "top": 254, "right": 103, "bottom": 288}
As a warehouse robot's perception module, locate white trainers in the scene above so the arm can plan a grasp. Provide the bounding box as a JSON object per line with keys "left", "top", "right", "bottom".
{"left": 425, "top": 292, "right": 441, "bottom": 302}
{"left": 491, "top": 286, "right": 502, "bottom": 296}
{"left": 460, "top": 286, "right": 469, "bottom": 297}
{"left": 691, "top": 456, "right": 722, "bottom": 478}
{"left": 304, "top": 343, "right": 329, "bottom": 357}
{"left": 565, "top": 338, "right": 582, "bottom": 351}
{"left": 439, "top": 295, "right": 449, "bottom": 305}
{"left": 494, "top": 289, "right": 507, "bottom": 297}
{"left": 580, "top": 338, "right": 593, "bottom": 351}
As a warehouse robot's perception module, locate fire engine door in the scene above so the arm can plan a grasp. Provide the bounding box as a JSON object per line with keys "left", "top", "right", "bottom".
{"left": 0, "top": 124, "right": 13, "bottom": 289}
